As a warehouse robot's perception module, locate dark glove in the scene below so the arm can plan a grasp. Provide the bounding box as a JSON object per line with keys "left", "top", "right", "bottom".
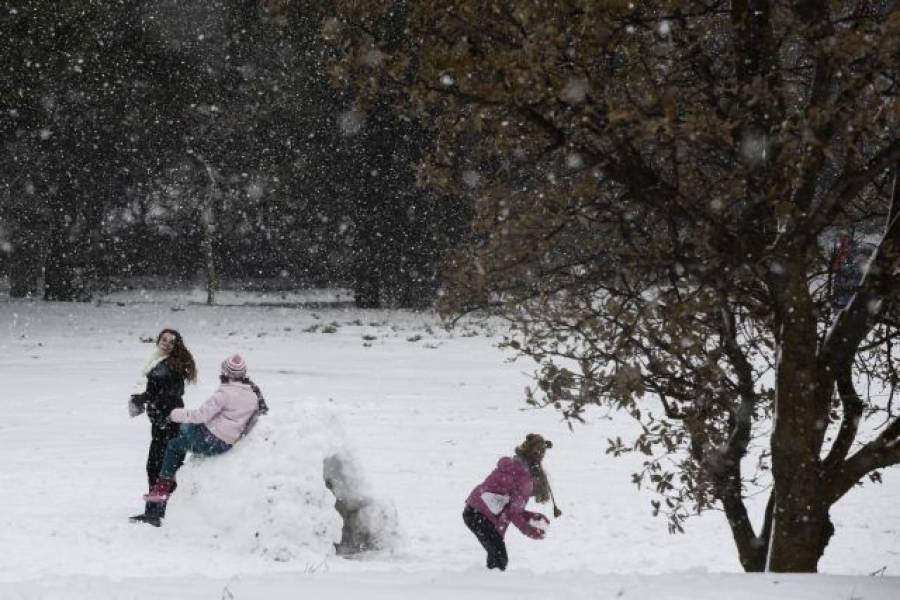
{"left": 128, "top": 394, "right": 146, "bottom": 418}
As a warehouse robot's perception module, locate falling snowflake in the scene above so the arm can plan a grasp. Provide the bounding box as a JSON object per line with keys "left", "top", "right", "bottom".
{"left": 246, "top": 182, "right": 264, "bottom": 200}
{"left": 560, "top": 78, "right": 589, "bottom": 104}
{"left": 566, "top": 153, "right": 584, "bottom": 169}
{"left": 739, "top": 130, "right": 769, "bottom": 165}
{"left": 338, "top": 110, "right": 364, "bottom": 136}
{"left": 461, "top": 170, "right": 481, "bottom": 188}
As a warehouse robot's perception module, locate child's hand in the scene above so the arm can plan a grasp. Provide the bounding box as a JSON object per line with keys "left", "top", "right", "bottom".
{"left": 528, "top": 512, "right": 549, "bottom": 539}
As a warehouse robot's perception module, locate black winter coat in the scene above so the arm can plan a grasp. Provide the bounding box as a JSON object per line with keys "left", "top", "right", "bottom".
{"left": 140, "top": 360, "right": 185, "bottom": 429}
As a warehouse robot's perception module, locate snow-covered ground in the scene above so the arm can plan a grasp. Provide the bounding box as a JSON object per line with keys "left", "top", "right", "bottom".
{"left": 0, "top": 291, "right": 897, "bottom": 598}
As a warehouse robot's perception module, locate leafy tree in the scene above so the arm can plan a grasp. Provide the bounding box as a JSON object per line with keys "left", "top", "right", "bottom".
{"left": 0, "top": 0, "right": 196, "bottom": 299}
{"left": 144, "top": 0, "right": 466, "bottom": 307}
{"left": 0, "top": 0, "right": 110, "bottom": 298}
{"left": 1, "top": 1, "right": 466, "bottom": 307}
{"left": 335, "top": 99, "right": 471, "bottom": 308}
{"left": 329, "top": 0, "right": 899, "bottom": 572}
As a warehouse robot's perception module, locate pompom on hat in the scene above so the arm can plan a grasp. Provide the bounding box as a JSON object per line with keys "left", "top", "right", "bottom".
{"left": 221, "top": 354, "right": 247, "bottom": 380}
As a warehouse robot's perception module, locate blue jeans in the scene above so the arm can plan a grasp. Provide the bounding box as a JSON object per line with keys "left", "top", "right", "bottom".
{"left": 159, "top": 423, "right": 232, "bottom": 480}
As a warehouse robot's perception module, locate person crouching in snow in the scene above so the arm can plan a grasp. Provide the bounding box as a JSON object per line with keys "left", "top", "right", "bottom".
{"left": 463, "top": 433, "right": 553, "bottom": 571}
{"left": 142, "top": 354, "right": 266, "bottom": 514}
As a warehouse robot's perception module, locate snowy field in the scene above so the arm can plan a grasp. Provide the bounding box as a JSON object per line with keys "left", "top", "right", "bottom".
{"left": 0, "top": 291, "right": 897, "bottom": 599}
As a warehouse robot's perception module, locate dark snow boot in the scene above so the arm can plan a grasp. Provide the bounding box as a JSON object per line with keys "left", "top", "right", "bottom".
{"left": 129, "top": 502, "right": 164, "bottom": 527}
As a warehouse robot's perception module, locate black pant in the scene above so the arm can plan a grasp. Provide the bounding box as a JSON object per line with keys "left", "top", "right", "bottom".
{"left": 463, "top": 505, "right": 508, "bottom": 570}
{"left": 142, "top": 423, "right": 182, "bottom": 520}
{"left": 146, "top": 423, "right": 182, "bottom": 488}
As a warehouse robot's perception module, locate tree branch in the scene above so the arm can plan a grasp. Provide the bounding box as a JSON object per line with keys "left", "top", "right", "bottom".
{"left": 719, "top": 480, "right": 767, "bottom": 571}
{"left": 820, "top": 164, "right": 900, "bottom": 369}
{"left": 822, "top": 367, "right": 864, "bottom": 475}
{"left": 825, "top": 415, "right": 900, "bottom": 504}
{"left": 805, "top": 142, "right": 900, "bottom": 242}
{"left": 715, "top": 285, "right": 758, "bottom": 461}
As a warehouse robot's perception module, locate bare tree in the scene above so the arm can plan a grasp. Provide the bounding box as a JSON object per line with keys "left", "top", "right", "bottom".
{"left": 188, "top": 150, "right": 221, "bottom": 305}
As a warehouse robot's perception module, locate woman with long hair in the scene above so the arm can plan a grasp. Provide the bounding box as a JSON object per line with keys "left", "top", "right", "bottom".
{"left": 128, "top": 328, "right": 196, "bottom": 526}
{"left": 463, "top": 433, "right": 554, "bottom": 571}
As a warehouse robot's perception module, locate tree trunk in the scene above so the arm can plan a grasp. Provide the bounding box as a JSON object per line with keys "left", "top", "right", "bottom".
{"left": 9, "top": 231, "right": 42, "bottom": 298}
{"left": 720, "top": 482, "right": 768, "bottom": 571}
{"left": 44, "top": 228, "right": 78, "bottom": 301}
{"left": 202, "top": 202, "right": 217, "bottom": 306}
{"left": 353, "top": 274, "right": 381, "bottom": 309}
{"left": 352, "top": 227, "right": 383, "bottom": 308}
{"left": 767, "top": 267, "right": 833, "bottom": 571}
{"left": 191, "top": 152, "right": 219, "bottom": 306}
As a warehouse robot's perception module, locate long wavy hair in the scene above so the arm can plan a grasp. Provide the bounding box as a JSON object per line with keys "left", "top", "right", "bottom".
{"left": 515, "top": 434, "right": 551, "bottom": 504}
{"left": 157, "top": 328, "right": 197, "bottom": 384}
{"left": 526, "top": 462, "right": 551, "bottom": 504}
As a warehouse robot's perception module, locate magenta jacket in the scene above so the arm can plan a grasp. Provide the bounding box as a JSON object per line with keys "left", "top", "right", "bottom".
{"left": 466, "top": 456, "right": 544, "bottom": 539}
{"left": 169, "top": 381, "right": 258, "bottom": 445}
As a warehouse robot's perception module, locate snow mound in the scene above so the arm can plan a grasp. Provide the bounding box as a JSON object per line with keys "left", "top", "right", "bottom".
{"left": 162, "top": 405, "right": 400, "bottom": 562}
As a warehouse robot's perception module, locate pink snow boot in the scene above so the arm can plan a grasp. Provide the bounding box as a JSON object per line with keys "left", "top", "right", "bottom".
{"left": 143, "top": 478, "right": 175, "bottom": 503}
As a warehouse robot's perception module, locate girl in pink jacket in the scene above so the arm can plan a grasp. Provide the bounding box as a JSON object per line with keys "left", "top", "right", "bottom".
{"left": 464, "top": 434, "right": 554, "bottom": 570}
{"left": 142, "top": 354, "right": 266, "bottom": 514}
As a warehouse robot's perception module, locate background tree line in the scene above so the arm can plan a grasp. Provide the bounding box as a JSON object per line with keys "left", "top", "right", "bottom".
{"left": 0, "top": 0, "right": 470, "bottom": 307}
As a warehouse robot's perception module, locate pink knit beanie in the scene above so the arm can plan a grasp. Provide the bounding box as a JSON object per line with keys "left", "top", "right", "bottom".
{"left": 221, "top": 354, "right": 247, "bottom": 380}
